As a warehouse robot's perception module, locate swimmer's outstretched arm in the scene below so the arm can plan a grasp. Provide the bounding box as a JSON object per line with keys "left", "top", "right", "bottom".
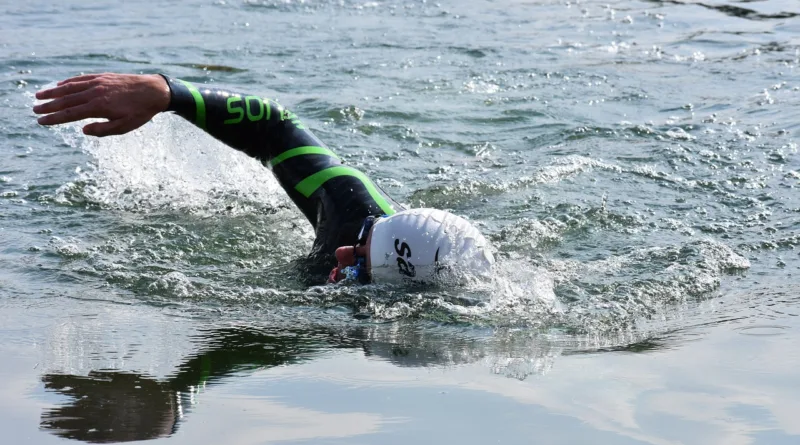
{"left": 34, "top": 73, "right": 398, "bottom": 230}
{"left": 33, "top": 72, "right": 325, "bottom": 162}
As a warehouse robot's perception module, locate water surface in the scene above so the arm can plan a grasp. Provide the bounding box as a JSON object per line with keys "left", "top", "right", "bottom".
{"left": 1, "top": 0, "right": 799, "bottom": 443}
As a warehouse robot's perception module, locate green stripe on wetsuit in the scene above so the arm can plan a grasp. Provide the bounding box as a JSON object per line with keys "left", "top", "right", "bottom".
{"left": 270, "top": 146, "right": 341, "bottom": 167}
{"left": 178, "top": 80, "right": 206, "bottom": 130}
{"left": 272, "top": 147, "right": 395, "bottom": 216}
{"left": 296, "top": 166, "right": 396, "bottom": 216}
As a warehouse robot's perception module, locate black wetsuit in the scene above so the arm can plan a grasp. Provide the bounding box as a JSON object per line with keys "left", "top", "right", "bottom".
{"left": 162, "top": 76, "right": 403, "bottom": 275}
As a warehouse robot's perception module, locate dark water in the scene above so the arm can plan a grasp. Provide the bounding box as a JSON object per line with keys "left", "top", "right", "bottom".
{"left": 2, "top": 0, "right": 800, "bottom": 443}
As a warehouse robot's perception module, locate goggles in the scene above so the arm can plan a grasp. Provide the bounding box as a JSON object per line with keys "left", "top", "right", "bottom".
{"left": 328, "top": 215, "right": 382, "bottom": 284}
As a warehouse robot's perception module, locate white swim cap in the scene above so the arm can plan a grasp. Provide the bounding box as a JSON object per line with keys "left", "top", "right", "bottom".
{"left": 368, "top": 208, "right": 494, "bottom": 284}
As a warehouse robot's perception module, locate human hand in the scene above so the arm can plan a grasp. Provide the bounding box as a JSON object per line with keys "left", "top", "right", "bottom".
{"left": 33, "top": 73, "right": 171, "bottom": 137}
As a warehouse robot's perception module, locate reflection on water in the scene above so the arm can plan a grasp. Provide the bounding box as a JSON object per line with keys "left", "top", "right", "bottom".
{"left": 39, "top": 322, "right": 567, "bottom": 442}
{"left": 40, "top": 325, "right": 328, "bottom": 442}
{"left": 42, "top": 372, "right": 180, "bottom": 443}
{"left": 34, "top": 293, "right": 800, "bottom": 445}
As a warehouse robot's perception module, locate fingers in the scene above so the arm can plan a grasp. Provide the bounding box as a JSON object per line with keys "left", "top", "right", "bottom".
{"left": 33, "top": 89, "right": 94, "bottom": 115}
{"left": 37, "top": 103, "right": 101, "bottom": 126}
{"left": 34, "top": 73, "right": 166, "bottom": 136}
{"left": 83, "top": 119, "right": 130, "bottom": 137}
{"left": 57, "top": 73, "right": 106, "bottom": 86}
{"left": 36, "top": 80, "right": 95, "bottom": 100}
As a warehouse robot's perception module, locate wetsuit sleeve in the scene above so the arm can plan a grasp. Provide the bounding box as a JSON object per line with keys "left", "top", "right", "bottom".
{"left": 160, "top": 76, "right": 399, "bottom": 237}
{"left": 162, "top": 75, "right": 316, "bottom": 164}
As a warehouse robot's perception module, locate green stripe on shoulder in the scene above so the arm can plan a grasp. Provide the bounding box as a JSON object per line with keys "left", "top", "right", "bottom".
{"left": 178, "top": 80, "right": 206, "bottom": 130}
{"left": 294, "top": 166, "right": 396, "bottom": 216}
{"left": 270, "top": 146, "right": 341, "bottom": 167}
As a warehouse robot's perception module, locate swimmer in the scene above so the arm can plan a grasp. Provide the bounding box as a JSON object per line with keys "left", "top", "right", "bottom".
{"left": 33, "top": 73, "right": 494, "bottom": 285}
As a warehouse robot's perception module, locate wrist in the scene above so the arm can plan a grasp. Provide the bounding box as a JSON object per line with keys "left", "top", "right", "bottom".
{"left": 148, "top": 74, "right": 171, "bottom": 113}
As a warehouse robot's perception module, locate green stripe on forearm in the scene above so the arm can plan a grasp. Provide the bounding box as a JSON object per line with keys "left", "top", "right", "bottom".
{"left": 178, "top": 80, "right": 206, "bottom": 130}
{"left": 270, "top": 146, "right": 341, "bottom": 167}
{"left": 295, "top": 166, "right": 396, "bottom": 215}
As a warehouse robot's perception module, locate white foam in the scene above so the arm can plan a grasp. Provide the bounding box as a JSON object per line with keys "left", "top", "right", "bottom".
{"left": 48, "top": 110, "right": 285, "bottom": 214}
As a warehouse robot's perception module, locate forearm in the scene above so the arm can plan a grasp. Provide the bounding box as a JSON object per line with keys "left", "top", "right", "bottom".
{"left": 162, "top": 76, "right": 324, "bottom": 163}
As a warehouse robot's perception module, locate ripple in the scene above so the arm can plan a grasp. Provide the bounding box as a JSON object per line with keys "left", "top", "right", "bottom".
{"left": 736, "top": 325, "right": 790, "bottom": 337}
{"left": 171, "top": 63, "right": 247, "bottom": 73}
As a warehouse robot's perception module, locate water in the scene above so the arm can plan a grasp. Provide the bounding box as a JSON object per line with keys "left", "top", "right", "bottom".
{"left": 1, "top": 0, "right": 799, "bottom": 443}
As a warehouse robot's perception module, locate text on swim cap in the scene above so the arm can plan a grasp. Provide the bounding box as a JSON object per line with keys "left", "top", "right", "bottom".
{"left": 394, "top": 239, "right": 416, "bottom": 277}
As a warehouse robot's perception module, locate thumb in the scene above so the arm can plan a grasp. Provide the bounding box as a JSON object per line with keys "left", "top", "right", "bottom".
{"left": 82, "top": 118, "right": 132, "bottom": 137}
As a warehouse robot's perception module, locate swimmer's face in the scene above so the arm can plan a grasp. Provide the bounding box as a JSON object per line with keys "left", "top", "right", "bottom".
{"left": 328, "top": 224, "right": 375, "bottom": 284}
